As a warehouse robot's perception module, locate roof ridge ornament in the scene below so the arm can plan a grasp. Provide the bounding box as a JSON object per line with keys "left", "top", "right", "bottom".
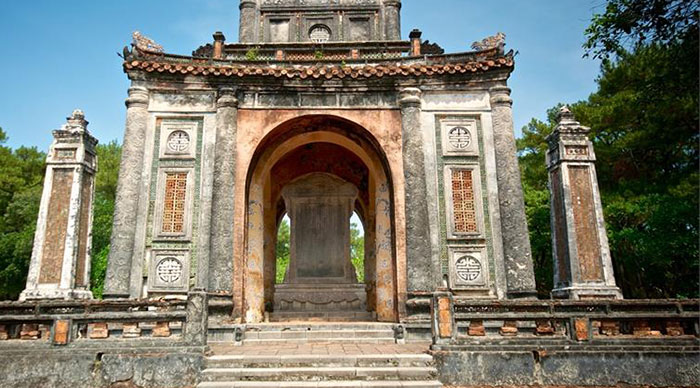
{"left": 132, "top": 31, "right": 164, "bottom": 53}
{"left": 471, "top": 32, "right": 506, "bottom": 53}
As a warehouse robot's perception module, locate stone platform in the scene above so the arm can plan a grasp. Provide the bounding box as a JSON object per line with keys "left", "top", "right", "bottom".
{"left": 274, "top": 283, "right": 368, "bottom": 312}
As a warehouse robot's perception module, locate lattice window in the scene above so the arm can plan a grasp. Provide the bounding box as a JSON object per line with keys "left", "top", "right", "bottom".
{"left": 161, "top": 172, "right": 188, "bottom": 234}
{"left": 451, "top": 169, "right": 478, "bottom": 233}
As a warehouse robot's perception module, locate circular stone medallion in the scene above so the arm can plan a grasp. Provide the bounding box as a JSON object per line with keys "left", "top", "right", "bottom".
{"left": 448, "top": 126, "right": 472, "bottom": 150}
{"left": 166, "top": 130, "right": 191, "bottom": 153}
{"left": 455, "top": 255, "right": 481, "bottom": 283}
{"left": 157, "top": 257, "right": 183, "bottom": 284}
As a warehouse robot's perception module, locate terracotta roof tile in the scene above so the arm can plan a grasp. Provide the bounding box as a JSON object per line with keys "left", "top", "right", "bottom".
{"left": 123, "top": 55, "right": 514, "bottom": 80}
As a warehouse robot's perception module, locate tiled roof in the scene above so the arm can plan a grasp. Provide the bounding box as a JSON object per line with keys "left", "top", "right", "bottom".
{"left": 123, "top": 54, "right": 514, "bottom": 80}
{"left": 124, "top": 57, "right": 513, "bottom": 79}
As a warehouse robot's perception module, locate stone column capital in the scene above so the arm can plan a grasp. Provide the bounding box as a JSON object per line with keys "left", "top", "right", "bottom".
{"left": 383, "top": 0, "right": 401, "bottom": 7}
{"left": 489, "top": 85, "right": 512, "bottom": 106}
{"left": 125, "top": 86, "right": 149, "bottom": 109}
{"left": 239, "top": 0, "right": 256, "bottom": 9}
{"left": 217, "top": 88, "right": 239, "bottom": 109}
{"left": 399, "top": 87, "right": 422, "bottom": 108}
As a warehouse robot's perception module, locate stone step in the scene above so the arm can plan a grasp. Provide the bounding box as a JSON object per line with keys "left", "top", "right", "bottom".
{"left": 269, "top": 311, "right": 377, "bottom": 322}
{"left": 246, "top": 323, "right": 395, "bottom": 331}
{"left": 205, "top": 354, "right": 434, "bottom": 368}
{"left": 244, "top": 329, "right": 394, "bottom": 340}
{"left": 200, "top": 366, "right": 438, "bottom": 382}
{"left": 235, "top": 337, "right": 397, "bottom": 345}
{"left": 198, "top": 381, "right": 443, "bottom": 387}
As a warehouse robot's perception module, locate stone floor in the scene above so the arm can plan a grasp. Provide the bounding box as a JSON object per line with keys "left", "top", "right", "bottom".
{"left": 210, "top": 342, "right": 432, "bottom": 356}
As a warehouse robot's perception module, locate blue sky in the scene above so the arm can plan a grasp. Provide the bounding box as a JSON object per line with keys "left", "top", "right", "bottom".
{"left": 0, "top": 0, "right": 604, "bottom": 150}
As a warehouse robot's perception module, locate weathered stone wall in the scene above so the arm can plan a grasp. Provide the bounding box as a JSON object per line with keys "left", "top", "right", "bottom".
{"left": 434, "top": 350, "right": 700, "bottom": 387}
{"left": 418, "top": 89, "right": 507, "bottom": 299}
{"left": 0, "top": 349, "right": 203, "bottom": 388}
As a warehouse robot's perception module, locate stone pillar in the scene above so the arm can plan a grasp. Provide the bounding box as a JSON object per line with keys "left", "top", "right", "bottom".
{"left": 213, "top": 31, "right": 226, "bottom": 59}
{"left": 399, "top": 87, "right": 435, "bottom": 292}
{"left": 409, "top": 29, "right": 422, "bottom": 56}
{"left": 239, "top": 0, "right": 257, "bottom": 43}
{"left": 489, "top": 85, "right": 537, "bottom": 299}
{"left": 103, "top": 86, "right": 149, "bottom": 299}
{"left": 383, "top": 0, "right": 401, "bottom": 40}
{"left": 546, "top": 106, "right": 622, "bottom": 299}
{"left": 208, "top": 88, "right": 238, "bottom": 293}
{"left": 20, "top": 110, "right": 97, "bottom": 301}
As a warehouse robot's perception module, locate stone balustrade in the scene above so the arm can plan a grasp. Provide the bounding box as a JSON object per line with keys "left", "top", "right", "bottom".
{"left": 430, "top": 295, "right": 700, "bottom": 346}
{"left": 0, "top": 291, "right": 207, "bottom": 347}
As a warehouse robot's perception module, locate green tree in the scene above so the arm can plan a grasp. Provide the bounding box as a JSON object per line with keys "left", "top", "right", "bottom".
{"left": 0, "top": 128, "right": 45, "bottom": 300}
{"left": 584, "top": 0, "right": 697, "bottom": 59}
{"left": 275, "top": 218, "right": 290, "bottom": 284}
{"left": 350, "top": 221, "right": 364, "bottom": 283}
{"left": 90, "top": 141, "right": 121, "bottom": 298}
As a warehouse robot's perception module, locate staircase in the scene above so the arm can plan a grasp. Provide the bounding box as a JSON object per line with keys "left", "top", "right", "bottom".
{"left": 199, "top": 323, "right": 443, "bottom": 387}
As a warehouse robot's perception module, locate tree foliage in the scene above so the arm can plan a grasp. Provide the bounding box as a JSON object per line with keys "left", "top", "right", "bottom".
{"left": 0, "top": 129, "right": 45, "bottom": 300}
{"left": 585, "top": 0, "right": 698, "bottom": 59}
{"left": 90, "top": 141, "right": 121, "bottom": 298}
{"left": 521, "top": 0, "right": 698, "bottom": 298}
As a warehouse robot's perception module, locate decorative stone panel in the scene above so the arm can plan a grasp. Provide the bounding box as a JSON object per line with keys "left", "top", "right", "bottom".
{"left": 148, "top": 250, "right": 190, "bottom": 292}
{"left": 441, "top": 119, "right": 479, "bottom": 156}
{"left": 153, "top": 168, "right": 195, "bottom": 240}
{"left": 444, "top": 165, "right": 485, "bottom": 239}
{"left": 159, "top": 120, "right": 198, "bottom": 160}
{"left": 448, "top": 246, "right": 489, "bottom": 290}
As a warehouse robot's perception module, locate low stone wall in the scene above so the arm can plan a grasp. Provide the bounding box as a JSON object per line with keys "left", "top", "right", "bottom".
{"left": 0, "top": 347, "right": 204, "bottom": 388}
{"left": 0, "top": 292, "right": 209, "bottom": 387}
{"left": 429, "top": 297, "right": 700, "bottom": 387}
{"left": 435, "top": 348, "right": 700, "bottom": 386}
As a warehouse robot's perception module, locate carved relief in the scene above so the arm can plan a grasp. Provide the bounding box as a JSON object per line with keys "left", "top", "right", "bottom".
{"left": 448, "top": 247, "right": 488, "bottom": 289}
{"left": 149, "top": 251, "right": 189, "bottom": 292}
{"left": 309, "top": 24, "right": 331, "bottom": 43}
{"left": 455, "top": 255, "right": 481, "bottom": 282}
{"left": 448, "top": 127, "right": 472, "bottom": 150}
{"left": 159, "top": 121, "right": 197, "bottom": 159}
{"left": 441, "top": 120, "right": 478, "bottom": 156}
{"left": 156, "top": 257, "right": 183, "bottom": 284}
{"left": 166, "top": 131, "right": 191, "bottom": 153}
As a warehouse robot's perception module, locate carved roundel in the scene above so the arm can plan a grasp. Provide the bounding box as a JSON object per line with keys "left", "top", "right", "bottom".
{"left": 156, "top": 257, "right": 183, "bottom": 284}
{"left": 448, "top": 126, "right": 472, "bottom": 150}
{"left": 455, "top": 255, "right": 481, "bottom": 282}
{"left": 309, "top": 24, "right": 331, "bottom": 43}
{"left": 166, "top": 130, "right": 191, "bottom": 153}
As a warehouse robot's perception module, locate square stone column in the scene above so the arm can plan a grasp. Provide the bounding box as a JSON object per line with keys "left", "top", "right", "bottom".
{"left": 103, "top": 86, "right": 149, "bottom": 299}
{"left": 399, "top": 87, "right": 438, "bottom": 293}
{"left": 489, "top": 85, "right": 537, "bottom": 299}
{"left": 546, "top": 106, "right": 622, "bottom": 299}
{"left": 20, "top": 110, "right": 98, "bottom": 300}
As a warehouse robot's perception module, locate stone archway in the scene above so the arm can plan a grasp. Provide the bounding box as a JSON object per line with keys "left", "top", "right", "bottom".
{"left": 243, "top": 116, "right": 397, "bottom": 323}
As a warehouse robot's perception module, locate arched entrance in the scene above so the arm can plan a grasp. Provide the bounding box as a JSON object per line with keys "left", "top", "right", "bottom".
{"left": 244, "top": 115, "right": 398, "bottom": 323}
